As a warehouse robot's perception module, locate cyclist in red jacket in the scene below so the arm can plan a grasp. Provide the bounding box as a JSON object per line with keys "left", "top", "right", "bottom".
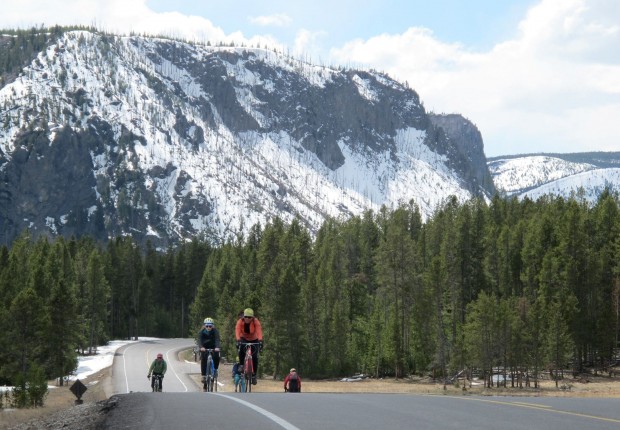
{"left": 284, "top": 368, "right": 301, "bottom": 392}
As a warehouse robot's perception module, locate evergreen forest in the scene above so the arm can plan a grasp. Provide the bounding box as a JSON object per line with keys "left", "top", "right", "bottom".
{"left": 1, "top": 192, "right": 620, "bottom": 392}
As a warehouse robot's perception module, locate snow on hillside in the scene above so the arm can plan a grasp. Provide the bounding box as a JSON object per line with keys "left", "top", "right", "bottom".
{"left": 520, "top": 168, "right": 620, "bottom": 202}
{"left": 489, "top": 156, "right": 595, "bottom": 194}
{"left": 0, "top": 30, "right": 477, "bottom": 245}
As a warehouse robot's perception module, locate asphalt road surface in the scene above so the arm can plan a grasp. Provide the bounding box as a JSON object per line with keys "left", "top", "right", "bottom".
{"left": 108, "top": 338, "right": 200, "bottom": 395}
{"left": 103, "top": 339, "right": 620, "bottom": 430}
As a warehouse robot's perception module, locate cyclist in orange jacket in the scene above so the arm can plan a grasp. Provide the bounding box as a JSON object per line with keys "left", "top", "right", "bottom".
{"left": 235, "top": 308, "right": 263, "bottom": 385}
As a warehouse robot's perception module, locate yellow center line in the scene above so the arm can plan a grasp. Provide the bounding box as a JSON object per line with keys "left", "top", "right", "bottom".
{"left": 444, "top": 395, "right": 620, "bottom": 424}
{"left": 146, "top": 347, "right": 153, "bottom": 367}
{"left": 510, "top": 401, "right": 553, "bottom": 409}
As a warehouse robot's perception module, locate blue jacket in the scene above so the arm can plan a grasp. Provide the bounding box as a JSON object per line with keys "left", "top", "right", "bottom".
{"left": 198, "top": 326, "right": 221, "bottom": 349}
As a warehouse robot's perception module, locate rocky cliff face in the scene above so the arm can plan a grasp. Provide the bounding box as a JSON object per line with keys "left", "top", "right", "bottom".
{"left": 429, "top": 113, "right": 495, "bottom": 194}
{"left": 0, "top": 30, "right": 493, "bottom": 248}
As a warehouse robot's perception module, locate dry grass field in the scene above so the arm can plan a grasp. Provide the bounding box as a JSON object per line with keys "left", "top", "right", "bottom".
{"left": 209, "top": 362, "right": 620, "bottom": 397}
{"left": 2, "top": 352, "right": 619, "bottom": 429}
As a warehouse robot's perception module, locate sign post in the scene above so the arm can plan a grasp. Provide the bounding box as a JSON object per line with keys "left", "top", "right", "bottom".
{"left": 70, "top": 379, "right": 87, "bottom": 405}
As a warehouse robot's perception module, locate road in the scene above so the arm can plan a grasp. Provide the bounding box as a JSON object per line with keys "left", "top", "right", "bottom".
{"left": 108, "top": 338, "right": 200, "bottom": 395}
{"left": 103, "top": 338, "right": 620, "bottom": 430}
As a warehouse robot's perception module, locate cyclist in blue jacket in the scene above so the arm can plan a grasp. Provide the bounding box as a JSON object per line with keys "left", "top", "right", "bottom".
{"left": 198, "top": 317, "right": 221, "bottom": 382}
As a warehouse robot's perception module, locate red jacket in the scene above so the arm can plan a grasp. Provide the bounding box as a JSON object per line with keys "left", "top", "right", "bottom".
{"left": 235, "top": 317, "right": 263, "bottom": 342}
{"left": 284, "top": 372, "right": 301, "bottom": 391}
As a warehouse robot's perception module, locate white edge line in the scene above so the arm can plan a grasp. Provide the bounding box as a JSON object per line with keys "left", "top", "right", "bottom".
{"left": 216, "top": 394, "right": 301, "bottom": 430}
{"left": 122, "top": 342, "right": 141, "bottom": 394}
{"left": 166, "top": 346, "right": 189, "bottom": 392}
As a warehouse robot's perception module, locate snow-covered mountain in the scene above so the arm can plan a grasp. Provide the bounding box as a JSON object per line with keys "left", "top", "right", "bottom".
{"left": 0, "top": 29, "right": 493, "bottom": 247}
{"left": 488, "top": 153, "right": 620, "bottom": 202}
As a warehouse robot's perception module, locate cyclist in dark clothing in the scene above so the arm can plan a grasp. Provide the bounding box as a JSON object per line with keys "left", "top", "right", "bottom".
{"left": 198, "top": 317, "right": 221, "bottom": 382}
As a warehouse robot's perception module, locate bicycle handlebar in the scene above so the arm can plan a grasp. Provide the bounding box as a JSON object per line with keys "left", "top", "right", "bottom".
{"left": 237, "top": 341, "right": 262, "bottom": 353}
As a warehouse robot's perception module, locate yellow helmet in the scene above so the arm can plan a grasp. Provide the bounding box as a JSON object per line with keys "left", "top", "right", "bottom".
{"left": 243, "top": 308, "right": 254, "bottom": 317}
{"left": 204, "top": 317, "right": 214, "bottom": 325}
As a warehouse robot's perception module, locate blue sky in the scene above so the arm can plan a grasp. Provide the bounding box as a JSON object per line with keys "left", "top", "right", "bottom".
{"left": 2, "top": 0, "right": 619, "bottom": 157}
{"left": 145, "top": 0, "right": 535, "bottom": 52}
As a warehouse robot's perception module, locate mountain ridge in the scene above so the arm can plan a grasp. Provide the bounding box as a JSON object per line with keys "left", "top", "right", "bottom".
{"left": 0, "top": 29, "right": 491, "bottom": 247}
{"left": 488, "top": 152, "right": 620, "bottom": 200}
{"left": 1, "top": 28, "right": 618, "bottom": 248}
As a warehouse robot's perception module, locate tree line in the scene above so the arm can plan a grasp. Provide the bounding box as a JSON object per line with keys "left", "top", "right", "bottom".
{"left": 1, "top": 191, "right": 619, "bottom": 398}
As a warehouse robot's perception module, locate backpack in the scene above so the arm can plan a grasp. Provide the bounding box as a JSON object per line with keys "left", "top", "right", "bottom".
{"left": 288, "top": 372, "right": 299, "bottom": 392}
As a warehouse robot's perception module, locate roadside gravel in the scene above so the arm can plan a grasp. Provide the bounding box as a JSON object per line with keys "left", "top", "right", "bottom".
{"left": 6, "top": 398, "right": 116, "bottom": 430}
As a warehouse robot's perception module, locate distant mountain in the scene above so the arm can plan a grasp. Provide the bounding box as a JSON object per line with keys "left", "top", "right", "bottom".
{"left": 0, "top": 29, "right": 492, "bottom": 248}
{"left": 488, "top": 152, "right": 620, "bottom": 202}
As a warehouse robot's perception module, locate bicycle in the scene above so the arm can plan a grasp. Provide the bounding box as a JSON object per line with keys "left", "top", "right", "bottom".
{"left": 201, "top": 348, "right": 218, "bottom": 392}
{"left": 234, "top": 369, "right": 246, "bottom": 393}
{"left": 239, "top": 342, "right": 261, "bottom": 393}
{"left": 150, "top": 374, "right": 163, "bottom": 392}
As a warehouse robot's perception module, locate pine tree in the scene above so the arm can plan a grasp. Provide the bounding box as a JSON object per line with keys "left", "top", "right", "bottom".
{"left": 2, "top": 288, "right": 49, "bottom": 383}
{"left": 375, "top": 205, "right": 420, "bottom": 377}
{"left": 45, "top": 241, "right": 80, "bottom": 385}
{"left": 86, "top": 250, "right": 110, "bottom": 353}
{"left": 464, "top": 291, "right": 497, "bottom": 388}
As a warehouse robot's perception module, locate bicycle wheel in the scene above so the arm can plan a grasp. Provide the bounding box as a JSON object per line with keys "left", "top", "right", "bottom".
{"left": 205, "top": 355, "right": 214, "bottom": 392}
{"left": 245, "top": 373, "right": 251, "bottom": 392}
{"left": 244, "top": 348, "right": 254, "bottom": 392}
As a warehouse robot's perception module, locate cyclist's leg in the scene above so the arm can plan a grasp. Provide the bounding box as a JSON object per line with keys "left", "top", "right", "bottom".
{"left": 251, "top": 347, "right": 258, "bottom": 384}
{"left": 200, "top": 351, "right": 207, "bottom": 382}
{"left": 213, "top": 366, "right": 218, "bottom": 392}
{"left": 213, "top": 351, "right": 220, "bottom": 376}
{"left": 238, "top": 344, "right": 245, "bottom": 366}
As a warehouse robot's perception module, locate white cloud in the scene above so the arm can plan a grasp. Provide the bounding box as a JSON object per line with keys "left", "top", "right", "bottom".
{"left": 518, "top": 0, "right": 620, "bottom": 62}
{"left": 1, "top": 0, "right": 238, "bottom": 45}
{"left": 329, "top": 0, "right": 620, "bottom": 156}
{"left": 293, "top": 29, "right": 327, "bottom": 59}
{"left": 249, "top": 13, "right": 292, "bottom": 28}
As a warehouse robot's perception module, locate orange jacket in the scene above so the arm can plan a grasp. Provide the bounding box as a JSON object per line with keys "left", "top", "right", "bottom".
{"left": 235, "top": 317, "right": 263, "bottom": 342}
